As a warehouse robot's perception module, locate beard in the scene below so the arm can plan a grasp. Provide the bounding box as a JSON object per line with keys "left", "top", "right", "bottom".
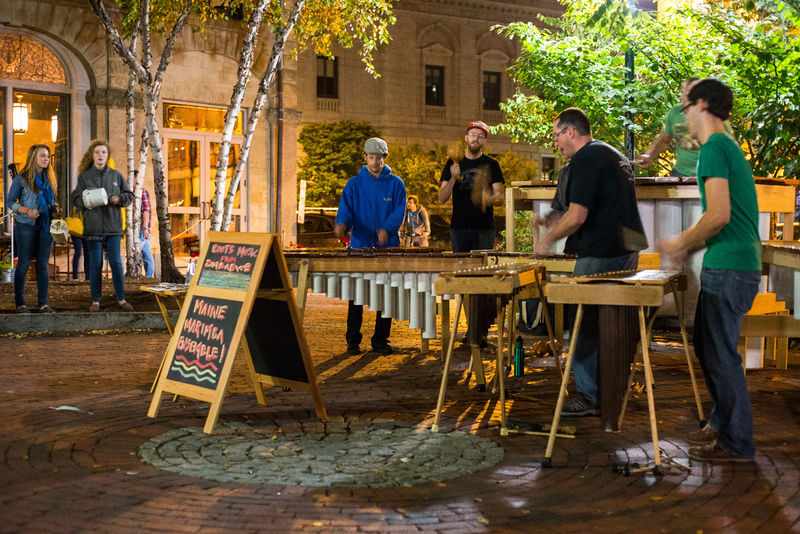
{"left": 466, "top": 142, "right": 483, "bottom": 157}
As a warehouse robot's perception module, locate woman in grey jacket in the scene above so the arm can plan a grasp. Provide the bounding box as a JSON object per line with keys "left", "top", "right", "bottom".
{"left": 71, "top": 140, "right": 134, "bottom": 312}
{"left": 4, "top": 144, "right": 61, "bottom": 313}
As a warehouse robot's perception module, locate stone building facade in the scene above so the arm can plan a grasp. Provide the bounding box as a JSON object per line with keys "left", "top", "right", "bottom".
{"left": 0, "top": 0, "right": 561, "bottom": 275}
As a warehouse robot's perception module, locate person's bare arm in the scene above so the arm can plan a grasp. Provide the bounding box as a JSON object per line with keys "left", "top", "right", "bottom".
{"left": 438, "top": 163, "right": 460, "bottom": 204}
{"left": 482, "top": 181, "right": 504, "bottom": 210}
{"left": 636, "top": 131, "right": 674, "bottom": 169}
{"left": 533, "top": 202, "right": 588, "bottom": 255}
{"left": 657, "top": 177, "right": 730, "bottom": 263}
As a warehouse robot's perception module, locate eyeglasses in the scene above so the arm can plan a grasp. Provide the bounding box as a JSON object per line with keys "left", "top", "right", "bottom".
{"left": 681, "top": 101, "right": 697, "bottom": 113}
{"left": 552, "top": 126, "right": 569, "bottom": 143}
{"left": 467, "top": 132, "right": 486, "bottom": 139}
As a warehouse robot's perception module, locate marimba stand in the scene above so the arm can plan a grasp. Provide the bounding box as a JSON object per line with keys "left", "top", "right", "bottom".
{"left": 541, "top": 270, "right": 704, "bottom": 475}
{"left": 430, "top": 262, "right": 559, "bottom": 436}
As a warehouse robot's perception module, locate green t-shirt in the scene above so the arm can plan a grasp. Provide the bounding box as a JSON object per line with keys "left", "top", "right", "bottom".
{"left": 664, "top": 104, "right": 701, "bottom": 176}
{"left": 697, "top": 133, "right": 762, "bottom": 271}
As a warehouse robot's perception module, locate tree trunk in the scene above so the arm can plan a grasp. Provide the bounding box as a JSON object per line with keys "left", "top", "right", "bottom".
{"left": 125, "top": 58, "right": 143, "bottom": 276}
{"left": 209, "top": 0, "right": 271, "bottom": 232}
{"left": 221, "top": 0, "right": 309, "bottom": 231}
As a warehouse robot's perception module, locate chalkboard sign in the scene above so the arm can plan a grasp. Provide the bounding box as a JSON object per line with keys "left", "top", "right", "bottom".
{"left": 148, "top": 232, "right": 326, "bottom": 434}
{"left": 197, "top": 241, "right": 260, "bottom": 290}
{"left": 166, "top": 295, "right": 242, "bottom": 390}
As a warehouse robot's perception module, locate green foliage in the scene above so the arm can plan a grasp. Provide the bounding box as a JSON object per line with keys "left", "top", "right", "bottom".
{"left": 294, "top": 0, "right": 395, "bottom": 77}
{"left": 495, "top": 0, "right": 800, "bottom": 178}
{"left": 497, "top": 211, "right": 534, "bottom": 252}
{"left": 300, "top": 124, "right": 540, "bottom": 208}
{"left": 684, "top": 1, "right": 800, "bottom": 177}
{"left": 389, "top": 143, "right": 447, "bottom": 207}
{"left": 298, "top": 121, "right": 380, "bottom": 206}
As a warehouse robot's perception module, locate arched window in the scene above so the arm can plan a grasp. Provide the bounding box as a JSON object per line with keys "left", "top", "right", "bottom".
{"left": 0, "top": 32, "right": 67, "bottom": 85}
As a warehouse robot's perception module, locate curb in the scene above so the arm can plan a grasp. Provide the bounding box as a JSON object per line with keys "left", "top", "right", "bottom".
{"left": 0, "top": 311, "right": 180, "bottom": 334}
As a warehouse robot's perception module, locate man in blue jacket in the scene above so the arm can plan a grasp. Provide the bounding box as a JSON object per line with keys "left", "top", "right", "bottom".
{"left": 335, "top": 137, "right": 406, "bottom": 355}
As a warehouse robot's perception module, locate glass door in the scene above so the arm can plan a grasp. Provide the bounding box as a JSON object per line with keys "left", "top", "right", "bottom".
{"left": 166, "top": 133, "right": 246, "bottom": 260}
{"left": 166, "top": 135, "right": 203, "bottom": 257}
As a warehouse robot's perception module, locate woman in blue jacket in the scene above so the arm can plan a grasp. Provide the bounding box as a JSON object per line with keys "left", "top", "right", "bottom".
{"left": 5, "top": 144, "right": 61, "bottom": 313}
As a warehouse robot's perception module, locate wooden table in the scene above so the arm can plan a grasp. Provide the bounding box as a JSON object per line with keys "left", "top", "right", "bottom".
{"left": 740, "top": 241, "right": 800, "bottom": 345}
{"left": 140, "top": 283, "right": 188, "bottom": 334}
{"left": 430, "top": 262, "right": 558, "bottom": 436}
{"left": 140, "top": 283, "right": 188, "bottom": 391}
{"left": 542, "top": 270, "right": 704, "bottom": 474}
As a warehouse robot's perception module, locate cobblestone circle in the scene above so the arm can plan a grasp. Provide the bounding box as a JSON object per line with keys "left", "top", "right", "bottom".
{"left": 138, "top": 421, "right": 504, "bottom": 487}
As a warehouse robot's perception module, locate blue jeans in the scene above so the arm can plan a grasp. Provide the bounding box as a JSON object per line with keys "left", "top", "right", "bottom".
{"left": 71, "top": 237, "right": 90, "bottom": 280}
{"left": 14, "top": 222, "right": 52, "bottom": 308}
{"left": 571, "top": 252, "right": 640, "bottom": 404}
{"left": 87, "top": 235, "right": 125, "bottom": 303}
{"left": 694, "top": 267, "right": 760, "bottom": 458}
{"left": 141, "top": 232, "right": 155, "bottom": 277}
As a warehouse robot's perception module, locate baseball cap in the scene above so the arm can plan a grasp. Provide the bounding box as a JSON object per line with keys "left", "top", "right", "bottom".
{"left": 466, "top": 121, "right": 489, "bottom": 137}
{"left": 364, "top": 137, "right": 388, "bottom": 155}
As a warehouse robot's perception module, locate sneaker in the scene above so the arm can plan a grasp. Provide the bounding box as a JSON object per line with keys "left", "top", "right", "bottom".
{"left": 372, "top": 344, "right": 394, "bottom": 355}
{"left": 561, "top": 393, "right": 599, "bottom": 416}
{"left": 118, "top": 300, "right": 134, "bottom": 312}
{"left": 346, "top": 345, "right": 361, "bottom": 356}
{"left": 15, "top": 306, "right": 30, "bottom": 314}
{"left": 687, "top": 424, "right": 718, "bottom": 446}
{"left": 38, "top": 305, "right": 55, "bottom": 313}
{"left": 689, "top": 442, "right": 753, "bottom": 463}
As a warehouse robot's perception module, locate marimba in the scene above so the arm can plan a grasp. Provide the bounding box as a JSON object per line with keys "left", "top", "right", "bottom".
{"left": 430, "top": 262, "right": 558, "bottom": 436}
{"left": 542, "top": 270, "right": 704, "bottom": 474}
{"left": 284, "top": 249, "right": 484, "bottom": 351}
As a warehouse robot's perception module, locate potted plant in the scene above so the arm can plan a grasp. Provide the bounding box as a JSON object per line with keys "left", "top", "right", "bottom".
{"left": 0, "top": 258, "right": 14, "bottom": 283}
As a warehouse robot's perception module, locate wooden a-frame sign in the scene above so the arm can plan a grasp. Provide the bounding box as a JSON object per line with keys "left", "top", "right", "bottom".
{"left": 147, "top": 232, "right": 326, "bottom": 433}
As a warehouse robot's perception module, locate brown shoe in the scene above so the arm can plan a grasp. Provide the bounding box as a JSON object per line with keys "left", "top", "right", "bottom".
{"left": 118, "top": 300, "right": 134, "bottom": 312}
{"left": 89, "top": 302, "right": 100, "bottom": 312}
{"left": 687, "top": 424, "right": 718, "bottom": 445}
{"left": 689, "top": 442, "right": 753, "bottom": 463}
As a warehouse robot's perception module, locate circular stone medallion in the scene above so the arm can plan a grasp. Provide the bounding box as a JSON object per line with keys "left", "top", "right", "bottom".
{"left": 139, "top": 422, "right": 504, "bottom": 487}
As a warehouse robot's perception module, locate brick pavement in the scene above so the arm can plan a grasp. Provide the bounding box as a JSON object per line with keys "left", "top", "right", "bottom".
{"left": 1, "top": 294, "right": 799, "bottom": 533}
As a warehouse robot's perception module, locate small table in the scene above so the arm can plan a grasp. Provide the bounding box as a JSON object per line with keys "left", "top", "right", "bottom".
{"left": 140, "top": 283, "right": 188, "bottom": 334}
{"left": 430, "top": 262, "right": 558, "bottom": 436}
{"left": 140, "top": 283, "right": 188, "bottom": 391}
{"left": 542, "top": 270, "right": 703, "bottom": 474}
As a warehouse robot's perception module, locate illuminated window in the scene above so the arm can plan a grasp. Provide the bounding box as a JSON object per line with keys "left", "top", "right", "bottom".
{"left": 163, "top": 102, "right": 243, "bottom": 134}
{"left": 0, "top": 32, "right": 67, "bottom": 85}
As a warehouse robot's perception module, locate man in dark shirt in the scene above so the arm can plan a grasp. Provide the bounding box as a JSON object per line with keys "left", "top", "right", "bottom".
{"left": 535, "top": 108, "right": 647, "bottom": 415}
{"left": 439, "top": 121, "right": 504, "bottom": 349}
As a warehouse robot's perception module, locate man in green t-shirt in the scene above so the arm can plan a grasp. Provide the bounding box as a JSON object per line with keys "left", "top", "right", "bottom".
{"left": 637, "top": 78, "right": 700, "bottom": 176}
{"left": 658, "top": 78, "right": 761, "bottom": 463}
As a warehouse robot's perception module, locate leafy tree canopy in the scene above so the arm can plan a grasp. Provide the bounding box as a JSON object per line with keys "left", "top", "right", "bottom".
{"left": 495, "top": 0, "right": 800, "bottom": 178}
{"left": 299, "top": 121, "right": 540, "bottom": 208}
{"left": 298, "top": 120, "right": 380, "bottom": 206}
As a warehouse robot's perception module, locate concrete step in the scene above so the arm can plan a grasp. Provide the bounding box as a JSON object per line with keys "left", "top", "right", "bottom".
{"left": 0, "top": 310, "right": 180, "bottom": 334}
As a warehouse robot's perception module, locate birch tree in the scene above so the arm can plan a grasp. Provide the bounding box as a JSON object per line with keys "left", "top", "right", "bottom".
{"left": 90, "top": 0, "right": 213, "bottom": 282}
{"left": 209, "top": 0, "right": 396, "bottom": 231}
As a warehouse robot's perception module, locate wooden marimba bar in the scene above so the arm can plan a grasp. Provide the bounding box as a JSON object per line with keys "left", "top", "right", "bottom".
{"left": 430, "top": 261, "right": 558, "bottom": 436}
{"left": 284, "top": 249, "right": 485, "bottom": 348}
{"left": 542, "top": 269, "right": 704, "bottom": 474}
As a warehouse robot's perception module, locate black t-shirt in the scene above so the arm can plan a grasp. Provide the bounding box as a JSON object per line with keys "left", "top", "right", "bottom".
{"left": 566, "top": 140, "right": 647, "bottom": 258}
{"left": 440, "top": 154, "right": 504, "bottom": 229}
